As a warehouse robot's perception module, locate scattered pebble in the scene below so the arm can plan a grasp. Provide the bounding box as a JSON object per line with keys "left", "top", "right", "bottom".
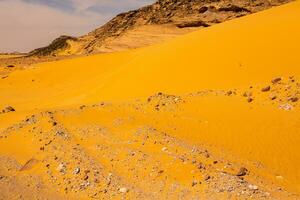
{"left": 74, "top": 167, "right": 80, "bottom": 174}
{"left": 261, "top": 86, "right": 271, "bottom": 92}
{"left": 198, "top": 163, "right": 206, "bottom": 170}
{"left": 119, "top": 187, "right": 129, "bottom": 193}
{"left": 204, "top": 175, "right": 211, "bottom": 181}
{"left": 247, "top": 97, "right": 254, "bottom": 103}
{"left": 192, "top": 180, "right": 198, "bottom": 187}
{"left": 236, "top": 167, "right": 248, "bottom": 177}
{"left": 161, "top": 147, "right": 168, "bottom": 152}
{"left": 272, "top": 77, "right": 282, "bottom": 84}
{"left": 226, "top": 90, "right": 233, "bottom": 96}
{"left": 79, "top": 105, "right": 86, "bottom": 110}
{"left": 288, "top": 97, "right": 298, "bottom": 102}
{"left": 57, "top": 163, "right": 66, "bottom": 174}
{"left": 83, "top": 175, "right": 89, "bottom": 180}
{"left": 269, "top": 94, "right": 277, "bottom": 100}
{"left": 279, "top": 104, "right": 293, "bottom": 111}
{"left": 243, "top": 91, "right": 252, "bottom": 97}
{"left": 248, "top": 184, "right": 258, "bottom": 190}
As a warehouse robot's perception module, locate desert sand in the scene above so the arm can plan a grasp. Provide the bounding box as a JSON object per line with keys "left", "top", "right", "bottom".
{"left": 0, "top": 1, "right": 300, "bottom": 199}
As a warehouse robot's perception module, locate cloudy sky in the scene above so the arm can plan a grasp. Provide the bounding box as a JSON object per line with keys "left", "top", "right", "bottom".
{"left": 0, "top": 0, "right": 154, "bottom": 53}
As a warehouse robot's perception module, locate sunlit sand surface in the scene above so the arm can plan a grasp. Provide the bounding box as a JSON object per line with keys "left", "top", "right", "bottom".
{"left": 0, "top": 1, "right": 300, "bottom": 199}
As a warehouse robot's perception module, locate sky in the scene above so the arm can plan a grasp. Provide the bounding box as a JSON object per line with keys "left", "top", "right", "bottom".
{"left": 0, "top": 0, "right": 154, "bottom": 53}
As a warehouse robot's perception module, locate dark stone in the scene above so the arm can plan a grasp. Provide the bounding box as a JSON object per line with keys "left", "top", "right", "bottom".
{"left": 261, "top": 86, "right": 271, "bottom": 92}
{"left": 236, "top": 167, "right": 248, "bottom": 176}
{"left": 272, "top": 77, "right": 282, "bottom": 84}
{"left": 288, "top": 97, "right": 299, "bottom": 102}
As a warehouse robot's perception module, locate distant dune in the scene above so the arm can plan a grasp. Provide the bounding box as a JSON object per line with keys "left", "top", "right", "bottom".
{"left": 0, "top": 1, "right": 300, "bottom": 199}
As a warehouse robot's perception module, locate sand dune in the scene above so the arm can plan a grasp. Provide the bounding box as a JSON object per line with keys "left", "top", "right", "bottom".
{"left": 0, "top": 1, "right": 300, "bottom": 199}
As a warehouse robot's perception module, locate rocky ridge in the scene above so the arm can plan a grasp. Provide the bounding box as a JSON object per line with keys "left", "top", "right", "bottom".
{"left": 29, "top": 0, "right": 291, "bottom": 56}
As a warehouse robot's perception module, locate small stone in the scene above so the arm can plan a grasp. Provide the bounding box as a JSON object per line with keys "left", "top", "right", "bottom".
{"left": 204, "top": 175, "right": 211, "bottom": 181}
{"left": 197, "top": 163, "right": 206, "bottom": 170}
{"left": 119, "top": 187, "right": 129, "bottom": 193}
{"left": 202, "top": 150, "right": 210, "bottom": 158}
{"left": 247, "top": 97, "right": 254, "bottom": 103}
{"left": 79, "top": 105, "right": 86, "bottom": 109}
{"left": 74, "top": 167, "right": 80, "bottom": 174}
{"left": 279, "top": 104, "right": 293, "bottom": 111}
{"left": 130, "top": 152, "right": 136, "bottom": 156}
{"left": 243, "top": 91, "right": 252, "bottom": 97}
{"left": 56, "top": 131, "right": 65, "bottom": 136}
{"left": 236, "top": 167, "right": 248, "bottom": 177}
{"left": 57, "top": 163, "right": 66, "bottom": 173}
{"left": 161, "top": 147, "right": 168, "bottom": 152}
{"left": 192, "top": 180, "right": 198, "bottom": 187}
{"left": 248, "top": 184, "right": 258, "bottom": 190}
{"left": 226, "top": 91, "right": 233, "bottom": 96}
{"left": 106, "top": 178, "right": 111, "bottom": 186}
{"left": 288, "top": 97, "right": 298, "bottom": 102}
{"left": 261, "top": 86, "right": 271, "bottom": 92}
{"left": 272, "top": 77, "right": 282, "bottom": 84}
{"left": 269, "top": 94, "right": 277, "bottom": 100}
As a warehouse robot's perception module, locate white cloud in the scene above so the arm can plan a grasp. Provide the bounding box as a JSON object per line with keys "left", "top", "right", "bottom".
{"left": 0, "top": 0, "right": 154, "bottom": 52}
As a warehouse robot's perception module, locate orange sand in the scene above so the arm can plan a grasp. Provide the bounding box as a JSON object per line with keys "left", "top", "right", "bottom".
{"left": 0, "top": 1, "right": 300, "bottom": 199}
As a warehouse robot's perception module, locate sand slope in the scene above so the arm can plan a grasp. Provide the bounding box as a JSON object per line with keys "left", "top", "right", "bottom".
{"left": 0, "top": 1, "right": 300, "bottom": 199}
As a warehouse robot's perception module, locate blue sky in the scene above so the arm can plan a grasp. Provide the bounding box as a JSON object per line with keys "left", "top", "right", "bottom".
{"left": 0, "top": 0, "right": 154, "bottom": 52}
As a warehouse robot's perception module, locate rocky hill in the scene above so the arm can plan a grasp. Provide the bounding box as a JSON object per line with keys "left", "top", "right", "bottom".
{"left": 30, "top": 0, "right": 290, "bottom": 56}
